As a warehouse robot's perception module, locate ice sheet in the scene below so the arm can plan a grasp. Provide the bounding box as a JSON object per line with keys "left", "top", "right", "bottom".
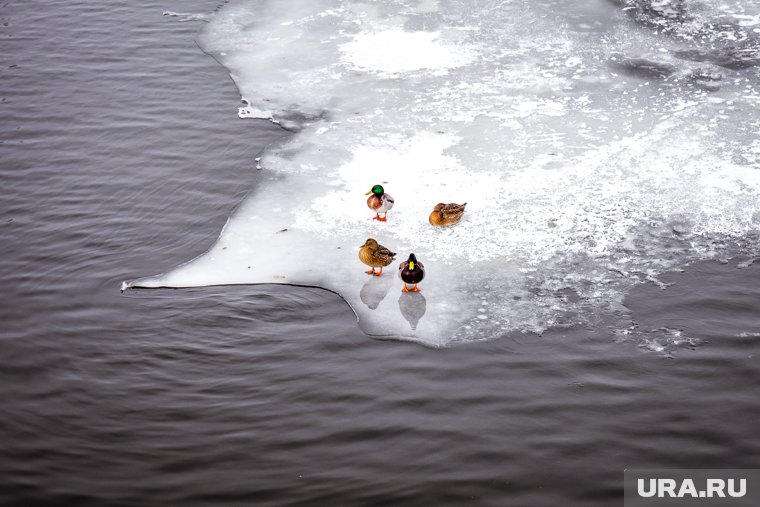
{"left": 126, "top": 0, "right": 760, "bottom": 346}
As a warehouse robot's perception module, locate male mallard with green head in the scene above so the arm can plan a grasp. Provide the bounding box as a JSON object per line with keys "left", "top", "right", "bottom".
{"left": 366, "top": 184, "right": 394, "bottom": 222}
{"left": 429, "top": 202, "right": 466, "bottom": 226}
{"left": 398, "top": 253, "right": 425, "bottom": 292}
{"left": 359, "top": 238, "right": 396, "bottom": 276}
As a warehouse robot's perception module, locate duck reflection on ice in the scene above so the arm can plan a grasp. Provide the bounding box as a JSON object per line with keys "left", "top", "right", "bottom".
{"left": 398, "top": 291, "right": 427, "bottom": 330}
{"left": 359, "top": 274, "right": 393, "bottom": 310}
{"left": 359, "top": 275, "right": 427, "bottom": 331}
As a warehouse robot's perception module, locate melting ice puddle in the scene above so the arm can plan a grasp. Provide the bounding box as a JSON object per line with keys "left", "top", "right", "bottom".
{"left": 126, "top": 0, "right": 760, "bottom": 347}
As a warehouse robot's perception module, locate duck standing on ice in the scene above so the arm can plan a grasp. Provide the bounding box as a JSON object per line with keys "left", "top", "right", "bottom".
{"left": 399, "top": 253, "right": 425, "bottom": 292}
{"left": 359, "top": 238, "right": 396, "bottom": 276}
{"left": 366, "top": 184, "right": 394, "bottom": 222}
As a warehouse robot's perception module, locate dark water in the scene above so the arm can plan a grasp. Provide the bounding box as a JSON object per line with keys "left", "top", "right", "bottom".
{"left": 1, "top": 1, "right": 759, "bottom": 505}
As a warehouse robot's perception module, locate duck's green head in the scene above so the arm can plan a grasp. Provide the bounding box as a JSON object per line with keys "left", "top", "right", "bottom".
{"left": 365, "top": 184, "right": 384, "bottom": 196}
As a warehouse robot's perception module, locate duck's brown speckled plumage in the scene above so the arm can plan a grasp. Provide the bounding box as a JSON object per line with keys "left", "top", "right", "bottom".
{"left": 359, "top": 238, "right": 396, "bottom": 275}
{"left": 429, "top": 202, "right": 467, "bottom": 226}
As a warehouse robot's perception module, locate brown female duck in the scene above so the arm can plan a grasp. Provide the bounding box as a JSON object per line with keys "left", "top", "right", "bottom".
{"left": 358, "top": 238, "right": 396, "bottom": 276}
{"left": 429, "top": 202, "right": 467, "bottom": 226}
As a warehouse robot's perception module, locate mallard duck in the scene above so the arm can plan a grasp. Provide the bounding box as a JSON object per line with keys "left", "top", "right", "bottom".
{"left": 366, "top": 184, "right": 394, "bottom": 221}
{"left": 398, "top": 253, "right": 425, "bottom": 292}
{"left": 359, "top": 238, "right": 396, "bottom": 276}
{"left": 429, "top": 202, "right": 466, "bottom": 226}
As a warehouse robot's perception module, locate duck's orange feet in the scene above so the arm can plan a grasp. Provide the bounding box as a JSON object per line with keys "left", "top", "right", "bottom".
{"left": 365, "top": 268, "right": 376, "bottom": 275}
{"left": 372, "top": 213, "right": 387, "bottom": 222}
{"left": 410, "top": 284, "right": 421, "bottom": 292}
{"left": 402, "top": 285, "right": 411, "bottom": 292}
{"left": 374, "top": 267, "right": 383, "bottom": 277}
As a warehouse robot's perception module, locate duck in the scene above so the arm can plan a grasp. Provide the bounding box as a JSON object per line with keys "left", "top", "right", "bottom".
{"left": 366, "top": 184, "right": 394, "bottom": 222}
{"left": 429, "top": 202, "right": 466, "bottom": 226}
{"left": 398, "top": 253, "right": 425, "bottom": 292}
{"left": 359, "top": 238, "right": 396, "bottom": 276}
